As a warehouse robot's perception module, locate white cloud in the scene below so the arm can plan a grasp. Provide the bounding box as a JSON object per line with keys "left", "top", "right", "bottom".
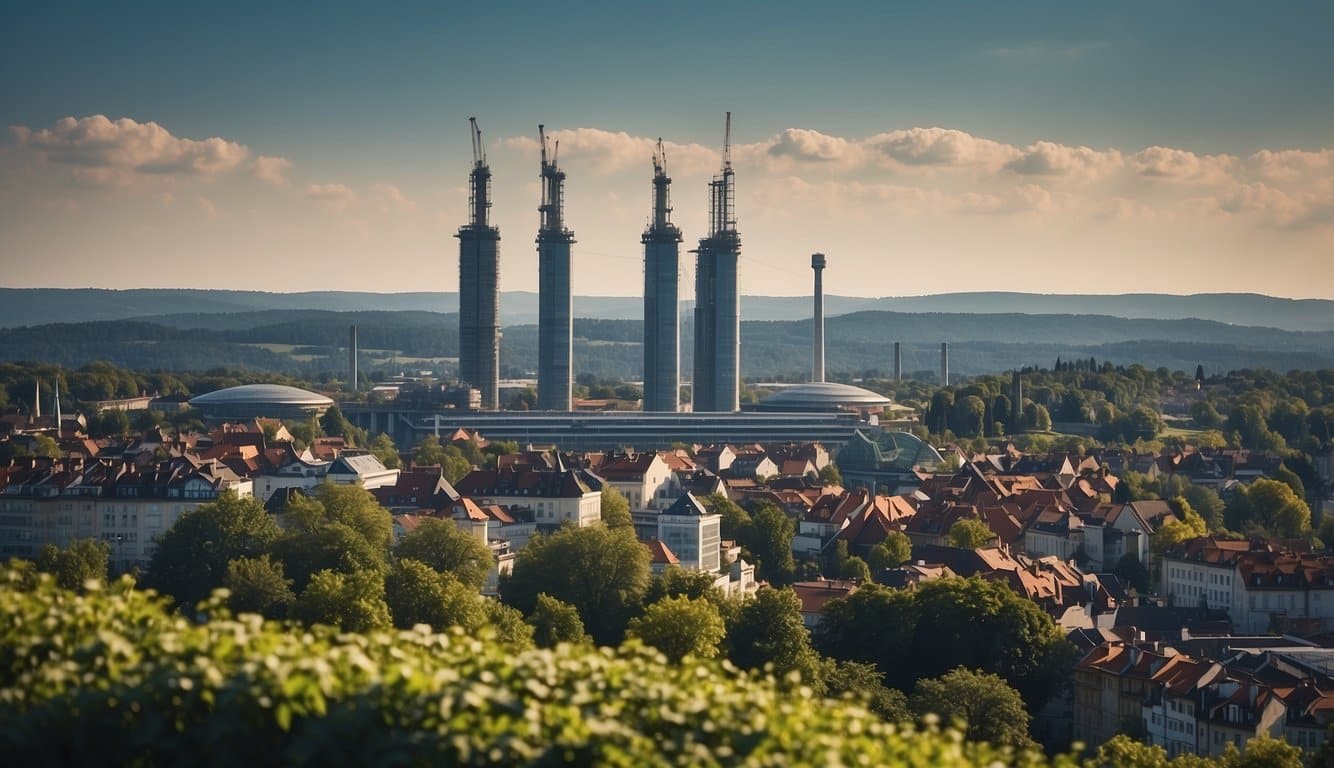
{"left": 10, "top": 115, "right": 250, "bottom": 183}
{"left": 1005, "top": 141, "right": 1123, "bottom": 179}
{"left": 306, "top": 182, "right": 356, "bottom": 212}
{"left": 1130, "top": 146, "right": 1236, "bottom": 184}
{"left": 252, "top": 155, "right": 292, "bottom": 185}
{"left": 866, "top": 127, "right": 1019, "bottom": 169}
{"left": 500, "top": 128, "right": 717, "bottom": 176}
{"left": 370, "top": 182, "right": 416, "bottom": 212}
{"left": 1245, "top": 149, "right": 1333, "bottom": 181}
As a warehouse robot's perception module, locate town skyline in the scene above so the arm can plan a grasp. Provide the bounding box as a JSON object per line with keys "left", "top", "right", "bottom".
{"left": 3, "top": 1, "right": 1332, "bottom": 298}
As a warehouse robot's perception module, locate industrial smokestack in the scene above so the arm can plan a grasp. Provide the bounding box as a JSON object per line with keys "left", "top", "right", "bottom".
{"left": 940, "top": 342, "right": 949, "bottom": 386}
{"left": 1011, "top": 369, "right": 1023, "bottom": 426}
{"left": 811, "top": 253, "right": 826, "bottom": 383}
{"left": 349, "top": 325, "right": 358, "bottom": 393}
{"left": 894, "top": 342, "right": 902, "bottom": 381}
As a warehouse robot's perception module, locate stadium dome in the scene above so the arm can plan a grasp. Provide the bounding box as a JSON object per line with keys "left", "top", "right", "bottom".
{"left": 750, "top": 381, "right": 891, "bottom": 412}
{"left": 189, "top": 384, "right": 334, "bottom": 421}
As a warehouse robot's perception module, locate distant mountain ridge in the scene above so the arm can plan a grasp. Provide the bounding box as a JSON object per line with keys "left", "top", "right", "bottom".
{"left": 1, "top": 288, "right": 1331, "bottom": 331}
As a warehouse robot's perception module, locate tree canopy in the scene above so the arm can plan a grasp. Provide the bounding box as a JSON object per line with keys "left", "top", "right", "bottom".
{"left": 145, "top": 491, "right": 281, "bottom": 606}
{"left": 910, "top": 667, "right": 1035, "bottom": 749}
{"left": 500, "top": 523, "right": 651, "bottom": 645}
{"left": 393, "top": 517, "right": 493, "bottom": 591}
{"left": 626, "top": 595, "right": 726, "bottom": 662}
{"left": 815, "top": 577, "right": 1074, "bottom": 712}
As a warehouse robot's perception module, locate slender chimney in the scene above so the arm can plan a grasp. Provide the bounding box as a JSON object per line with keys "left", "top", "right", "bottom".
{"left": 940, "top": 342, "right": 949, "bottom": 386}
{"left": 894, "top": 342, "right": 902, "bottom": 381}
{"left": 811, "top": 253, "right": 826, "bottom": 383}
{"left": 33, "top": 378, "right": 40, "bottom": 419}
{"left": 53, "top": 380, "right": 61, "bottom": 433}
{"left": 349, "top": 325, "right": 358, "bottom": 392}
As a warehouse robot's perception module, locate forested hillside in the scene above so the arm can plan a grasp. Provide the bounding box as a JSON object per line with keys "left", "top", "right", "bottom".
{"left": 1, "top": 308, "right": 1330, "bottom": 380}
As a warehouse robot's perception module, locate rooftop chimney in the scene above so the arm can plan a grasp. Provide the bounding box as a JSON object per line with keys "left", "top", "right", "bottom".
{"left": 811, "top": 253, "right": 826, "bottom": 383}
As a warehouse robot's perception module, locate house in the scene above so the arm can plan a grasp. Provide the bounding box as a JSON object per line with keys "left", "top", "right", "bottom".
{"left": 791, "top": 579, "right": 859, "bottom": 628}
{"left": 595, "top": 451, "right": 678, "bottom": 511}
{"left": 454, "top": 463, "right": 602, "bottom": 530}
{"left": 326, "top": 452, "right": 399, "bottom": 491}
{"left": 373, "top": 466, "right": 460, "bottom": 514}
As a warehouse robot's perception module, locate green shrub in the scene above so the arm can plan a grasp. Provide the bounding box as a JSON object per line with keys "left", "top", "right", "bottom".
{"left": 1, "top": 566, "right": 1072, "bottom": 767}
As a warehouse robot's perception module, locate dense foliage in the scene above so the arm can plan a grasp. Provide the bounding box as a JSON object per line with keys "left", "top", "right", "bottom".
{"left": 1, "top": 568, "right": 1077, "bottom": 767}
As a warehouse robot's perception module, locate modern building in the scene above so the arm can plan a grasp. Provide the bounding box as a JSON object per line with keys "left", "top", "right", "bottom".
{"left": 692, "top": 113, "right": 741, "bottom": 413}
{"left": 657, "top": 492, "right": 721, "bottom": 573}
{"left": 536, "top": 125, "right": 574, "bottom": 411}
{"left": 642, "top": 139, "right": 682, "bottom": 413}
{"left": 342, "top": 405, "right": 869, "bottom": 452}
{"left": 747, "top": 381, "right": 891, "bottom": 414}
{"left": 456, "top": 117, "right": 501, "bottom": 410}
{"left": 188, "top": 384, "right": 333, "bottom": 422}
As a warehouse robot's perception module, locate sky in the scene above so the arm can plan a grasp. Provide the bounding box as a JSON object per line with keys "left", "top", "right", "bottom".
{"left": 2, "top": 1, "right": 1332, "bottom": 298}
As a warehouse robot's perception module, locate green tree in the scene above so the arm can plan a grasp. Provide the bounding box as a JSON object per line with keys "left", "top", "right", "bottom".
{"left": 146, "top": 491, "right": 281, "bottom": 606}
{"left": 383, "top": 558, "right": 486, "bottom": 632}
{"left": 818, "top": 463, "right": 842, "bottom": 486}
{"left": 1024, "top": 402, "right": 1052, "bottom": 432}
{"left": 501, "top": 524, "right": 651, "bottom": 645}
{"left": 299, "top": 483, "right": 394, "bottom": 551}
{"left": 868, "top": 531, "right": 914, "bottom": 572}
{"left": 840, "top": 555, "right": 872, "bottom": 582}
{"left": 222, "top": 554, "right": 294, "bottom": 619}
{"left": 743, "top": 501, "right": 797, "bottom": 586}
{"left": 600, "top": 485, "right": 633, "bottom": 529}
{"left": 527, "top": 593, "right": 587, "bottom": 647}
{"left": 31, "top": 434, "right": 60, "bottom": 459}
{"left": 1226, "top": 478, "right": 1311, "bottom": 538}
{"left": 823, "top": 660, "right": 911, "bottom": 722}
{"left": 414, "top": 436, "right": 471, "bottom": 483}
{"left": 270, "top": 522, "right": 388, "bottom": 592}
{"left": 909, "top": 667, "right": 1035, "bottom": 749}
{"left": 626, "top": 595, "right": 726, "bottom": 662}
{"left": 1275, "top": 463, "right": 1307, "bottom": 500}
{"left": 1152, "top": 501, "right": 1209, "bottom": 557}
{"left": 368, "top": 433, "right": 401, "bottom": 469}
{"left": 947, "top": 518, "right": 993, "bottom": 549}
{"left": 726, "top": 586, "right": 823, "bottom": 682}
{"left": 481, "top": 599, "right": 535, "bottom": 648}
{"left": 34, "top": 539, "right": 109, "bottom": 590}
{"left": 292, "top": 569, "right": 392, "bottom": 633}
{"left": 707, "top": 493, "right": 751, "bottom": 541}
{"left": 393, "top": 517, "right": 492, "bottom": 591}
{"left": 319, "top": 405, "right": 353, "bottom": 442}
{"left": 89, "top": 409, "right": 131, "bottom": 438}
{"left": 815, "top": 578, "right": 1074, "bottom": 713}
{"left": 1181, "top": 484, "right": 1226, "bottom": 531}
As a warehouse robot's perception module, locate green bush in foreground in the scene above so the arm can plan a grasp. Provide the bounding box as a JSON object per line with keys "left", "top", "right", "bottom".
{"left": 0, "top": 567, "right": 1067, "bottom": 767}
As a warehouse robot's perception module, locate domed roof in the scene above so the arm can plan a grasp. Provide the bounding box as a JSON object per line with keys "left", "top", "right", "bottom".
{"left": 189, "top": 384, "right": 333, "bottom": 408}
{"left": 761, "top": 381, "right": 891, "bottom": 409}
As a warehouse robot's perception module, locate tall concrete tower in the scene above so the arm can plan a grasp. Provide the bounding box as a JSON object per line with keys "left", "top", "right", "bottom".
{"left": 940, "top": 342, "right": 949, "bottom": 386}
{"left": 642, "top": 139, "right": 683, "bottom": 413}
{"left": 893, "top": 342, "right": 902, "bottom": 381}
{"left": 811, "top": 253, "right": 826, "bottom": 383}
{"left": 692, "top": 113, "right": 741, "bottom": 412}
{"left": 536, "top": 125, "right": 574, "bottom": 411}
{"left": 456, "top": 117, "right": 501, "bottom": 410}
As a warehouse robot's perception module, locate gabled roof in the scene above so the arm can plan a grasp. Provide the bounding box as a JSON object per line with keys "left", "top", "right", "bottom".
{"left": 644, "top": 540, "right": 679, "bottom": 565}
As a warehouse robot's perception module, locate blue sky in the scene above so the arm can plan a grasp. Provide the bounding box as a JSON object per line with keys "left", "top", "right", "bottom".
{"left": 2, "top": 1, "right": 1332, "bottom": 296}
